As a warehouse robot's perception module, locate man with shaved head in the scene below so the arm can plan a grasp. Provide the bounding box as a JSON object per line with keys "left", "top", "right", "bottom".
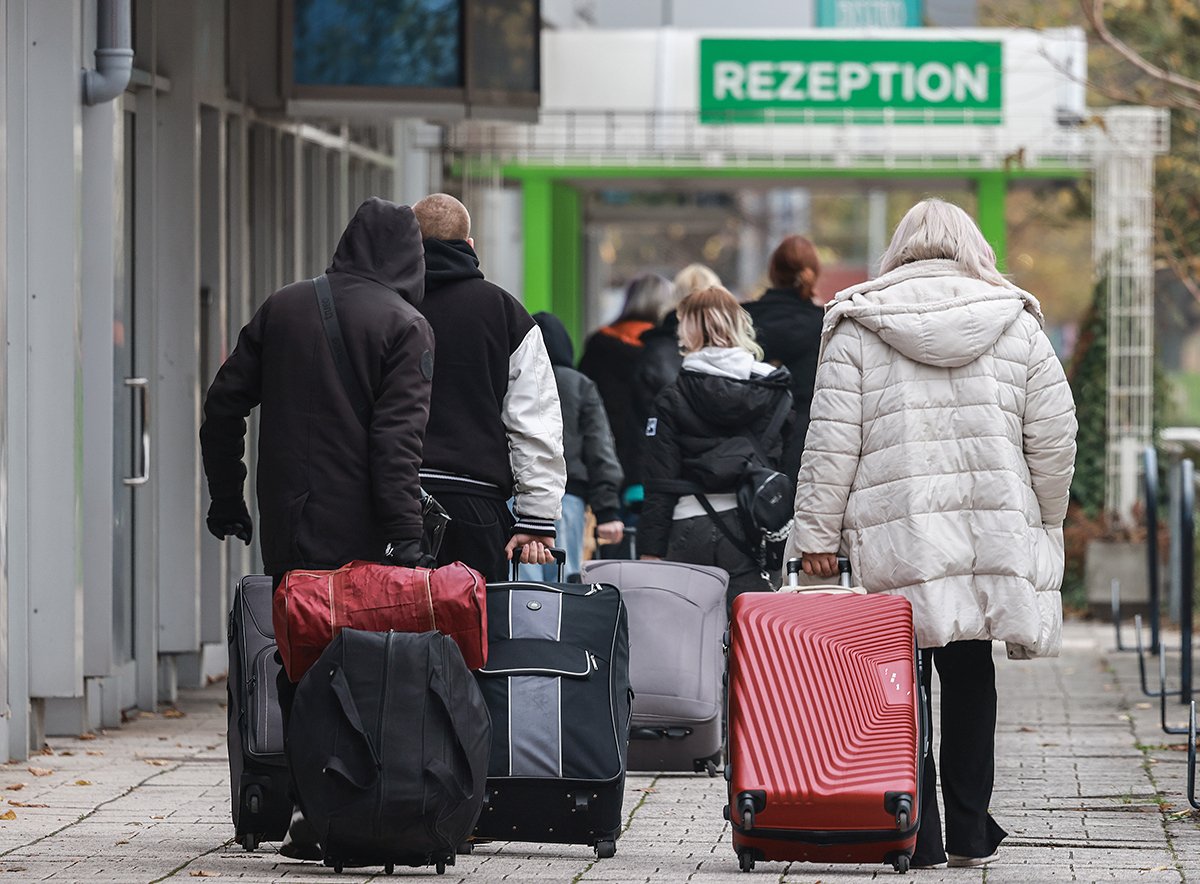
{"left": 412, "top": 193, "right": 565, "bottom": 579}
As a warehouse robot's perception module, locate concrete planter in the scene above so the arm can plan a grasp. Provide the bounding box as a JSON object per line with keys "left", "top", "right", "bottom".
{"left": 1085, "top": 540, "right": 1150, "bottom": 619}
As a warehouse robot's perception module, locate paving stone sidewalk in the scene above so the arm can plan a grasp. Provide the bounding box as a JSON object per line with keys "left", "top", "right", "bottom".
{"left": 0, "top": 619, "right": 1195, "bottom": 883}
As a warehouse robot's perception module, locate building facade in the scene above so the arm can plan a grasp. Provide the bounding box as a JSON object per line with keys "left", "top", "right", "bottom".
{"left": 0, "top": 0, "right": 441, "bottom": 760}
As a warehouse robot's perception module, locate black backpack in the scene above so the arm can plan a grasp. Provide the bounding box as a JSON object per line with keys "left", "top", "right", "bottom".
{"left": 288, "top": 628, "right": 491, "bottom": 875}
{"left": 692, "top": 395, "right": 794, "bottom": 571}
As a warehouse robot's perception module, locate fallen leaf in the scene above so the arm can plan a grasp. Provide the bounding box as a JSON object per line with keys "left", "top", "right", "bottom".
{"left": 59, "top": 751, "right": 74, "bottom": 757}
{"left": 8, "top": 802, "right": 47, "bottom": 808}
{"left": 4, "top": 785, "right": 23, "bottom": 792}
{"left": 189, "top": 872, "right": 219, "bottom": 878}
{"left": 1136, "top": 702, "right": 1153, "bottom": 710}
{"left": 72, "top": 780, "right": 92, "bottom": 787}
{"left": 0, "top": 810, "right": 16, "bottom": 821}
{"left": 27, "top": 768, "right": 52, "bottom": 777}
{"left": 162, "top": 708, "right": 186, "bottom": 719}
{"left": 1018, "top": 726, "right": 1036, "bottom": 733}
{"left": 78, "top": 733, "right": 97, "bottom": 741}
{"left": 143, "top": 760, "right": 170, "bottom": 767}
{"left": 34, "top": 747, "right": 53, "bottom": 757}
{"left": 86, "top": 751, "right": 104, "bottom": 757}
{"left": 138, "top": 711, "right": 157, "bottom": 719}
{"left": 115, "top": 840, "right": 128, "bottom": 845}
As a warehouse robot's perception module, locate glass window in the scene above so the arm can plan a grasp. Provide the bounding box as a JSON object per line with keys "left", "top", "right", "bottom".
{"left": 469, "top": 0, "right": 538, "bottom": 93}
{"left": 292, "top": 0, "right": 462, "bottom": 89}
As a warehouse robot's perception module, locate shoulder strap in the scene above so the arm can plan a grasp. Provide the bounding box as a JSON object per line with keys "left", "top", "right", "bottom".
{"left": 313, "top": 275, "right": 371, "bottom": 428}
{"left": 694, "top": 493, "right": 760, "bottom": 565}
{"left": 761, "top": 394, "right": 792, "bottom": 453}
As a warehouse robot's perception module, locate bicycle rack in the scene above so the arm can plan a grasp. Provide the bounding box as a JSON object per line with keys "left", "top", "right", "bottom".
{"left": 1144, "top": 446, "right": 1162, "bottom": 655}
{"left": 1158, "top": 458, "right": 1195, "bottom": 734}
{"left": 1112, "top": 578, "right": 1131, "bottom": 651}
{"left": 1188, "top": 701, "right": 1199, "bottom": 811}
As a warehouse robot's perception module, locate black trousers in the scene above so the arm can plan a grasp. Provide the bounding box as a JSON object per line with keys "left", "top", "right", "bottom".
{"left": 433, "top": 491, "right": 515, "bottom": 583}
{"left": 913, "top": 640, "right": 1008, "bottom": 865}
{"left": 664, "top": 511, "right": 771, "bottom": 610}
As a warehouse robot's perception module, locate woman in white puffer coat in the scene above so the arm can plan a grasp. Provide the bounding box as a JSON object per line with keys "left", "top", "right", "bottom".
{"left": 792, "top": 198, "right": 1077, "bottom": 870}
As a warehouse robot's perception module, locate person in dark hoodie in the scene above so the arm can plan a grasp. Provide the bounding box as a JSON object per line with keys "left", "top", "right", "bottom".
{"left": 530, "top": 312, "right": 625, "bottom": 579}
{"left": 200, "top": 197, "right": 435, "bottom": 858}
{"left": 632, "top": 264, "right": 723, "bottom": 461}
{"left": 578, "top": 272, "right": 675, "bottom": 506}
{"left": 412, "top": 193, "right": 565, "bottom": 581}
{"left": 744, "top": 235, "right": 823, "bottom": 483}
{"left": 640, "top": 286, "right": 793, "bottom": 608}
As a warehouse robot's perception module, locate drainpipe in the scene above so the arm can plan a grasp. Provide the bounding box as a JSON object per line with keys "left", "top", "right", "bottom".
{"left": 82, "top": 0, "right": 134, "bottom": 105}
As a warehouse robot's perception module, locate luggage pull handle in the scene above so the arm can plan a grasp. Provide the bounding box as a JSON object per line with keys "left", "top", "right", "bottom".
{"left": 509, "top": 547, "right": 567, "bottom": 582}
{"left": 781, "top": 556, "right": 865, "bottom": 595}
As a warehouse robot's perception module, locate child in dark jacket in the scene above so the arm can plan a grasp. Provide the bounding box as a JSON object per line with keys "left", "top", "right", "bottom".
{"left": 529, "top": 312, "right": 625, "bottom": 579}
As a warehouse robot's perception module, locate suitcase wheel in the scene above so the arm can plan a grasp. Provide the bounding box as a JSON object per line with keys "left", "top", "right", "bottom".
{"left": 893, "top": 854, "right": 911, "bottom": 874}
{"left": 593, "top": 839, "right": 616, "bottom": 859}
{"left": 896, "top": 809, "right": 909, "bottom": 831}
{"left": 456, "top": 841, "right": 475, "bottom": 855}
{"left": 705, "top": 759, "right": 719, "bottom": 778}
{"left": 333, "top": 862, "right": 344, "bottom": 874}
{"left": 738, "top": 850, "right": 755, "bottom": 873}
{"left": 384, "top": 863, "right": 394, "bottom": 875}
{"left": 239, "top": 833, "right": 259, "bottom": 852}
{"left": 436, "top": 860, "right": 446, "bottom": 875}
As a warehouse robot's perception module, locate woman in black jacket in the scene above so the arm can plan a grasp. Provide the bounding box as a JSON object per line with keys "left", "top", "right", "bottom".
{"left": 744, "top": 235, "right": 823, "bottom": 483}
{"left": 639, "top": 286, "right": 792, "bottom": 607}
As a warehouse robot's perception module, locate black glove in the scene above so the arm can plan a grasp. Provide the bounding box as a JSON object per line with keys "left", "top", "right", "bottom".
{"left": 382, "top": 538, "right": 437, "bottom": 570}
{"left": 206, "top": 496, "right": 253, "bottom": 545}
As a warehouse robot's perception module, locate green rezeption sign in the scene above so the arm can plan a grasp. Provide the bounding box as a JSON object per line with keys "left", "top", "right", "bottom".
{"left": 699, "top": 39, "right": 1003, "bottom": 125}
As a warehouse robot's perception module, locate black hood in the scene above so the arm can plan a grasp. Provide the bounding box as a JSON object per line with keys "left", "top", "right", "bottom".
{"left": 676, "top": 366, "right": 791, "bottom": 429}
{"left": 534, "top": 312, "right": 574, "bottom": 366}
{"left": 327, "top": 198, "right": 425, "bottom": 306}
{"left": 423, "top": 238, "right": 486, "bottom": 287}
{"left": 640, "top": 310, "right": 680, "bottom": 344}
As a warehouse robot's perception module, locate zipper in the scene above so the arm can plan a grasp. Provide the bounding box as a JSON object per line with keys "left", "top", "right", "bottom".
{"left": 375, "top": 631, "right": 391, "bottom": 843}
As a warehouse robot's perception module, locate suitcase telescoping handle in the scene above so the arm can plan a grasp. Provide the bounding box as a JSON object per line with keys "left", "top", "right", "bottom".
{"left": 510, "top": 547, "right": 567, "bottom": 581}
{"left": 783, "top": 555, "right": 862, "bottom": 594}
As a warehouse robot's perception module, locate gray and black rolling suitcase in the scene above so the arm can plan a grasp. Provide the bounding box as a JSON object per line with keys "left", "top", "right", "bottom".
{"left": 288, "top": 628, "right": 491, "bottom": 875}
{"left": 227, "top": 574, "right": 290, "bottom": 851}
{"left": 473, "top": 554, "right": 632, "bottom": 858}
{"left": 580, "top": 559, "right": 728, "bottom": 775}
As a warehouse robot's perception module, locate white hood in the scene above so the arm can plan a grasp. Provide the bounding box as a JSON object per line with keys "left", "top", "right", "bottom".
{"left": 682, "top": 346, "right": 774, "bottom": 380}
{"left": 823, "top": 259, "right": 1045, "bottom": 368}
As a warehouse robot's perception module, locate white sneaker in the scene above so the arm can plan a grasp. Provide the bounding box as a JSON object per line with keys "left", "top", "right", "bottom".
{"left": 947, "top": 850, "right": 999, "bottom": 868}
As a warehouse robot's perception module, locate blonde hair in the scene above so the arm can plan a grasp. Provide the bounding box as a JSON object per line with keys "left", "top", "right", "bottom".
{"left": 677, "top": 286, "right": 763, "bottom": 360}
{"left": 878, "top": 198, "right": 1006, "bottom": 285}
{"left": 673, "top": 263, "right": 721, "bottom": 300}
{"left": 413, "top": 192, "right": 471, "bottom": 240}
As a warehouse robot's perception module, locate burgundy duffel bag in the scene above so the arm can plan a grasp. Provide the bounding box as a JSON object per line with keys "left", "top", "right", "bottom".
{"left": 272, "top": 560, "right": 487, "bottom": 682}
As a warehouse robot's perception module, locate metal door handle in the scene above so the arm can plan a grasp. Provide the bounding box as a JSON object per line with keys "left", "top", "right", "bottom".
{"left": 123, "top": 377, "right": 150, "bottom": 486}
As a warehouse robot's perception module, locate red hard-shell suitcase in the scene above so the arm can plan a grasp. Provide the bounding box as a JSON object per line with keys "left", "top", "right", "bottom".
{"left": 726, "top": 559, "right": 922, "bottom": 874}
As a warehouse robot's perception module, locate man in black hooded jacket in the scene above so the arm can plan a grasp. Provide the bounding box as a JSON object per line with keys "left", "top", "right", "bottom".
{"left": 200, "top": 198, "right": 434, "bottom": 859}
{"left": 201, "top": 197, "right": 435, "bottom": 576}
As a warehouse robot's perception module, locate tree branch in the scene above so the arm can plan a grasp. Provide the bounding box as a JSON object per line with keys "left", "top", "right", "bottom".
{"left": 1082, "top": 0, "right": 1200, "bottom": 100}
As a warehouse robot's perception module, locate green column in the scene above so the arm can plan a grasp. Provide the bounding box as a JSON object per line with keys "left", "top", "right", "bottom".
{"left": 521, "top": 176, "right": 555, "bottom": 316}
{"left": 550, "top": 183, "right": 583, "bottom": 349}
{"left": 976, "top": 172, "right": 1008, "bottom": 272}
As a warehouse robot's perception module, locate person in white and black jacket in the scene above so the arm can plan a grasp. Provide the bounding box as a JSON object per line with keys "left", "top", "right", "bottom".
{"left": 413, "top": 193, "right": 566, "bottom": 581}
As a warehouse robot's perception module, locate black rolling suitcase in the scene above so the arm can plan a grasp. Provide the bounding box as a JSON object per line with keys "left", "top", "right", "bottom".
{"left": 227, "top": 575, "right": 290, "bottom": 851}
{"left": 288, "top": 628, "right": 491, "bottom": 875}
{"left": 473, "top": 553, "right": 632, "bottom": 858}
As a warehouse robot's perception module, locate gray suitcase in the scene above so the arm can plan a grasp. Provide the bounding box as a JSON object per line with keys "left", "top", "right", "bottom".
{"left": 227, "top": 574, "right": 290, "bottom": 851}
{"left": 579, "top": 559, "right": 728, "bottom": 775}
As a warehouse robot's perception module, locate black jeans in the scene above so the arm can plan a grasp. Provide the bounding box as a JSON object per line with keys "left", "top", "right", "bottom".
{"left": 913, "top": 640, "right": 1008, "bottom": 865}
{"left": 433, "top": 491, "right": 515, "bottom": 583}
{"left": 664, "top": 511, "right": 771, "bottom": 610}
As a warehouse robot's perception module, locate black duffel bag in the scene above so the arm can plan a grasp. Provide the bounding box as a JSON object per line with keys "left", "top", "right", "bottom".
{"left": 288, "top": 628, "right": 491, "bottom": 875}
